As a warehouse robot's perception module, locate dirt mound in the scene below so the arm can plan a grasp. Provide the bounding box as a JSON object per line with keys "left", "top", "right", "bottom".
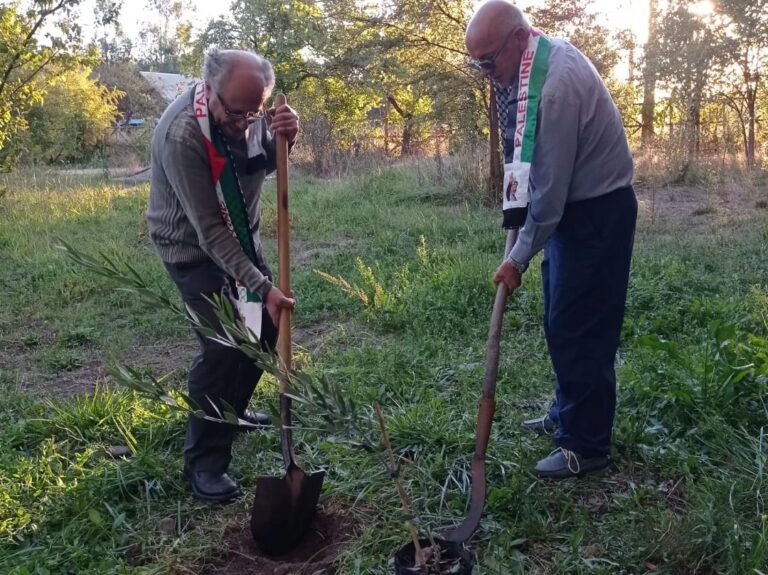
{"left": 202, "top": 507, "right": 357, "bottom": 575}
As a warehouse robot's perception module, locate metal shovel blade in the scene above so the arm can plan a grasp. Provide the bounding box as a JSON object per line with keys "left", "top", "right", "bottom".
{"left": 443, "top": 398, "right": 493, "bottom": 543}
{"left": 250, "top": 462, "right": 325, "bottom": 556}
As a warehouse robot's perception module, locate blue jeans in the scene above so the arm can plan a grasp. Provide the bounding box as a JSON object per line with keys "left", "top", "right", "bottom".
{"left": 544, "top": 186, "right": 637, "bottom": 457}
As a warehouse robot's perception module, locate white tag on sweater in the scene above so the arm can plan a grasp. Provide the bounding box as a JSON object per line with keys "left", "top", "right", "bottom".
{"left": 246, "top": 117, "right": 271, "bottom": 159}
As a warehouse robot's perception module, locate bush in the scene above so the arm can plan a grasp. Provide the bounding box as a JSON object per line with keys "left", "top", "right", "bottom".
{"left": 3, "top": 67, "right": 121, "bottom": 167}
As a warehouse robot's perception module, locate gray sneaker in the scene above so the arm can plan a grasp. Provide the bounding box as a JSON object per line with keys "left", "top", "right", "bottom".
{"left": 521, "top": 413, "right": 557, "bottom": 435}
{"left": 535, "top": 447, "right": 609, "bottom": 480}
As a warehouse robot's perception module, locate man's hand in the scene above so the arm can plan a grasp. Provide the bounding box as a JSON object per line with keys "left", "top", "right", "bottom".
{"left": 493, "top": 261, "right": 522, "bottom": 295}
{"left": 267, "top": 104, "right": 299, "bottom": 145}
{"left": 265, "top": 286, "right": 296, "bottom": 327}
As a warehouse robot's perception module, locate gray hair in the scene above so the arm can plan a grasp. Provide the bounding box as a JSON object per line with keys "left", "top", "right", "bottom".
{"left": 203, "top": 49, "right": 276, "bottom": 94}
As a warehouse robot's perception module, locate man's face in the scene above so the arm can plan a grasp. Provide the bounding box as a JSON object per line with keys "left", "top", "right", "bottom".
{"left": 467, "top": 27, "right": 526, "bottom": 87}
{"left": 207, "top": 70, "right": 265, "bottom": 141}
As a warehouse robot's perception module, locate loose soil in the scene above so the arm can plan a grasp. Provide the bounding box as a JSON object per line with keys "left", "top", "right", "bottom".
{"left": 201, "top": 506, "right": 358, "bottom": 575}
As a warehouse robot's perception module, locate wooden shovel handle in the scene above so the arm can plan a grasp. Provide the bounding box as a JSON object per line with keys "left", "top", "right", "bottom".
{"left": 274, "top": 92, "right": 291, "bottom": 387}
{"left": 475, "top": 228, "right": 518, "bottom": 457}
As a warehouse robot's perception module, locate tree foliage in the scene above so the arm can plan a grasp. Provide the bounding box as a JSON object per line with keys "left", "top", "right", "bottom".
{"left": 0, "top": 0, "right": 96, "bottom": 166}
{"left": 716, "top": 0, "right": 768, "bottom": 166}
{"left": 2, "top": 0, "right": 767, "bottom": 173}
{"left": 137, "top": 0, "right": 194, "bottom": 73}
{"left": 4, "top": 66, "right": 121, "bottom": 165}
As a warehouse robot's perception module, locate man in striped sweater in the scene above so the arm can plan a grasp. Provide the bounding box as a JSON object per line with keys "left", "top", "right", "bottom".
{"left": 147, "top": 49, "right": 297, "bottom": 502}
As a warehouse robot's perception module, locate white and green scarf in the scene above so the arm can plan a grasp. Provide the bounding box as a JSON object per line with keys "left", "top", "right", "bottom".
{"left": 496, "top": 29, "right": 551, "bottom": 230}
{"left": 193, "top": 81, "right": 263, "bottom": 338}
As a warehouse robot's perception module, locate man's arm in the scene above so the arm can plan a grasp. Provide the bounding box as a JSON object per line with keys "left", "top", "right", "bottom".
{"left": 162, "top": 134, "right": 273, "bottom": 299}
{"left": 507, "top": 92, "right": 579, "bottom": 268}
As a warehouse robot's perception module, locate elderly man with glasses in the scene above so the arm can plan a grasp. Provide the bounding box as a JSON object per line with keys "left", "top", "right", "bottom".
{"left": 146, "top": 49, "right": 298, "bottom": 502}
{"left": 466, "top": 1, "right": 637, "bottom": 479}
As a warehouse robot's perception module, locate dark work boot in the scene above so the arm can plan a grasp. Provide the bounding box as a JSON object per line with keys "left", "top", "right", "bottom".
{"left": 183, "top": 469, "right": 242, "bottom": 502}
{"left": 241, "top": 409, "right": 273, "bottom": 428}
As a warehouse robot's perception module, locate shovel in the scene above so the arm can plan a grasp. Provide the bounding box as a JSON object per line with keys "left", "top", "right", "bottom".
{"left": 250, "top": 93, "right": 325, "bottom": 556}
{"left": 443, "top": 228, "right": 518, "bottom": 544}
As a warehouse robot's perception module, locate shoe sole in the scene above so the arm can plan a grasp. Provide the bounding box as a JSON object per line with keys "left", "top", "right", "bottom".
{"left": 237, "top": 423, "right": 272, "bottom": 433}
{"left": 190, "top": 486, "right": 242, "bottom": 502}
{"left": 520, "top": 423, "right": 557, "bottom": 436}
{"left": 536, "top": 463, "right": 610, "bottom": 480}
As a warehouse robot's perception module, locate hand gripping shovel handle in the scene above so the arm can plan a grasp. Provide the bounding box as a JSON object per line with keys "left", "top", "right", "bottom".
{"left": 274, "top": 92, "right": 294, "bottom": 467}
{"left": 444, "top": 228, "right": 518, "bottom": 543}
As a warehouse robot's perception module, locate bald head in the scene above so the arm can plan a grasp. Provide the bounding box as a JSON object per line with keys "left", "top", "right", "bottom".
{"left": 465, "top": 1, "right": 532, "bottom": 86}
{"left": 465, "top": 1, "right": 530, "bottom": 53}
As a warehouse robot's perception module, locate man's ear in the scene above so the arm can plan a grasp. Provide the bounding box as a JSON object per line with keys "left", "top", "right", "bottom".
{"left": 514, "top": 27, "right": 530, "bottom": 50}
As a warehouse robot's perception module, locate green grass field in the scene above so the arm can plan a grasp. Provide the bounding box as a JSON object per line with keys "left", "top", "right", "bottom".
{"left": 1, "top": 166, "right": 768, "bottom": 574}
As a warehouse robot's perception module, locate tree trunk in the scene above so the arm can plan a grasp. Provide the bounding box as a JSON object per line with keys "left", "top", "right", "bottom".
{"left": 386, "top": 95, "right": 413, "bottom": 156}
{"left": 401, "top": 123, "right": 413, "bottom": 156}
{"left": 383, "top": 97, "right": 390, "bottom": 157}
{"left": 489, "top": 82, "right": 502, "bottom": 202}
{"left": 746, "top": 89, "right": 756, "bottom": 167}
{"left": 641, "top": 0, "right": 659, "bottom": 148}
{"left": 745, "top": 57, "right": 757, "bottom": 167}
{"left": 667, "top": 99, "right": 674, "bottom": 139}
{"left": 686, "top": 85, "right": 702, "bottom": 165}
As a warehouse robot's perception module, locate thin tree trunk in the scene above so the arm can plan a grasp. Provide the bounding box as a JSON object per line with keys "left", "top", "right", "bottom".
{"left": 739, "top": 49, "right": 757, "bottom": 168}
{"left": 686, "top": 90, "right": 702, "bottom": 165}
{"left": 386, "top": 95, "right": 413, "bottom": 156}
{"left": 641, "top": 0, "right": 658, "bottom": 148}
{"left": 489, "top": 82, "right": 502, "bottom": 202}
{"left": 667, "top": 99, "right": 674, "bottom": 139}
{"left": 746, "top": 90, "right": 756, "bottom": 167}
{"left": 383, "top": 97, "right": 390, "bottom": 157}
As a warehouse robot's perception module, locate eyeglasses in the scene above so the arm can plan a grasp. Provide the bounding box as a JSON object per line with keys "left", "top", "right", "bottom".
{"left": 468, "top": 27, "right": 518, "bottom": 72}
{"left": 215, "top": 91, "right": 265, "bottom": 122}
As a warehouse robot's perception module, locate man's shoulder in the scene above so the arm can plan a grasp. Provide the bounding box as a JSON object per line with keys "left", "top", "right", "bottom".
{"left": 542, "top": 37, "right": 602, "bottom": 102}
{"left": 156, "top": 87, "right": 202, "bottom": 146}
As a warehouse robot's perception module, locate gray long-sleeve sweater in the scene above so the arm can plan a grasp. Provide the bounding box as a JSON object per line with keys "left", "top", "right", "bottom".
{"left": 147, "top": 86, "right": 276, "bottom": 299}
{"left": 500, "top": 38, "right": 634, "bottom": 267}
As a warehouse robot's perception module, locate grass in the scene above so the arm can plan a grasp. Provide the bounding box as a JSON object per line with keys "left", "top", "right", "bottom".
{"left": 1, "top": 165, "right": 768, "bottom": 573}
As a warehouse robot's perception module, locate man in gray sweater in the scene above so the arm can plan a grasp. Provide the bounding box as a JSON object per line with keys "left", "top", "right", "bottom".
{"left": 466, "top": 2, "right": 637, "bottom": 479}
{"left": 147, "top": 49, "right": 297, "bottom": 501}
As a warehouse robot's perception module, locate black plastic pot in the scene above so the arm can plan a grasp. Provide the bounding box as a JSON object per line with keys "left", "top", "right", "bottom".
{"left": 393, "top": 537, "right": 475, "bottom": 574}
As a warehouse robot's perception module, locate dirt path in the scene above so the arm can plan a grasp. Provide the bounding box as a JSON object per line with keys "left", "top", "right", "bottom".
{"left": 0, "top": 332, "right": 198, "bottom": 398}
{"left": 635, "top": 180, "right": 767, "bottom": 233}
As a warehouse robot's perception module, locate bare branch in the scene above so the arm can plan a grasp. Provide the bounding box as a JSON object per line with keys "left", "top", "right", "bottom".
{"left": 0, "top": 0, "right": 72, "bottom": 99}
